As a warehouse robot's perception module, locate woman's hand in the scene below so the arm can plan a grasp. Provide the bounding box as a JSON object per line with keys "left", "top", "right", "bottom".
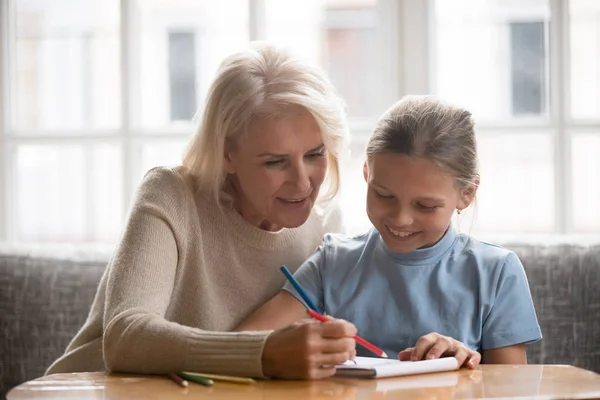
{"left": 262, "top": 319, "right": 357, "bottom": 380}
{"left": 398, "top": 332, "right": 481, "bottom": 369}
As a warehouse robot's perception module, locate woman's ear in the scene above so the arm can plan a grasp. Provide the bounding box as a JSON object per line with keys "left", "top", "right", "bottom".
{"left": 458, "top": 175, "right": 480, "bottom": 209}
{"left": 224, "top": 151, "right": 237, "bottom": 174}
{"left": 224, "top": 137, "right": 242, "bottom": 174}
{"left": 363, "top": 161, "right": 369, "bottom": 183}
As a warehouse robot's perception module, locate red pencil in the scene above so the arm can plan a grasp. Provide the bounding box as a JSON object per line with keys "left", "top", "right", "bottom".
{"left": 167, "top": 372, "right": 188, "bottom": 388}
{"left": 307, "top": 309, "right": 388, "bottom": 358}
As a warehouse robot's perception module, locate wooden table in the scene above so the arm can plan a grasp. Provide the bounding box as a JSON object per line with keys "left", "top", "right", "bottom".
{"left": 7, "top": 365, "right": 600, "bottom": 399}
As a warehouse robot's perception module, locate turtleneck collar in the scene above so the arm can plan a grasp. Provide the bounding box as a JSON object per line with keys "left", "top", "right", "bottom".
{"left": 376, "top": 224, "right": 458, "bottom": 266}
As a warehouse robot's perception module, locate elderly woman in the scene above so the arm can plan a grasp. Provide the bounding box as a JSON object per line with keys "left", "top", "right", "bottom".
{"left": 46, "top": 44, "right": 356, "bottom": 380}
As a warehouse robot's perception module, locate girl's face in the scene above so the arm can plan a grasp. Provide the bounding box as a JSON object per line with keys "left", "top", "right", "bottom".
{"left": 224, "top": 107, "right": 327, "bottom": 231}
{"left": 364, "top": 153, "right": 477, "bottom": 253}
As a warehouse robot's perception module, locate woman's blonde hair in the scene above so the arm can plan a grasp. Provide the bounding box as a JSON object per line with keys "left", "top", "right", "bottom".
{"left": 183, "top": 43, "right": 349, "bottom": 206}
{"left": 366, "top": 95, "right": 478, "bottom": 190}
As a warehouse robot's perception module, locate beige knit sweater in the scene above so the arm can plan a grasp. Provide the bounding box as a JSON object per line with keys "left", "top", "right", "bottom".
{"left": 46, "top": 166, "right": 341, "bottom": 377}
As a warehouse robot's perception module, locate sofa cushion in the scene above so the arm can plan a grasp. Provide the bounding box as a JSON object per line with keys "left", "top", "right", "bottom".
{"left": 0, "top": 245, "right": 110, "bottom": 399}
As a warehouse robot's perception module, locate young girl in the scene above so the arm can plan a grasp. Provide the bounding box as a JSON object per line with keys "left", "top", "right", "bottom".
{"left": 237, "top": 96, "right": 542, "bottom": 369}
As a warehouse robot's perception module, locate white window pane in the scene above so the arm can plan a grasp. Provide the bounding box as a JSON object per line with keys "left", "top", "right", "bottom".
{"left": 133, "top": 0, "right": 249, "bottom": 129}
{"left": 15, "top": 0, "right": 120, "bottom": 131}
{"left": 433, "top": 0, "right": 550, "bottom": 123}
{"left": 570, "top": 0, "right": 600, "bottom": 120}
{"left": 138, "top": 141, "right": 188, "bottom": 179}
{"left": 91, "top": 145, "right": 124, "bottom": 242}
{"left": 468, "top": 133, "right": 554, "bottom": 234}
{"left": 15, "top": 144, "right": 123, "bottom": 242}
{"left": 264, "top": 0, "right": 380, "bottom": 118}
{"left": 572, "top": 134, "right": 600, "bottom": 232}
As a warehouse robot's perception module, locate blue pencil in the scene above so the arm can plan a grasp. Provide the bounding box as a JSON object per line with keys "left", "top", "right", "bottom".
{"left": 280, "top": 265, "right": 321, "bottom": 314}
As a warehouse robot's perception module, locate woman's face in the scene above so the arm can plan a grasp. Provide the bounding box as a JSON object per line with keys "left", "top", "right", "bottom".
{"left": 224, "top": 107, "right": 328, "bottom": 231}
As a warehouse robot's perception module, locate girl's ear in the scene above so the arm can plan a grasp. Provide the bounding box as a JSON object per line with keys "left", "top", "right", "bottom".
{"left": 458, "top": 175, "right": 480, "bottom": 209}
{"left": 363, "top": 161, "right": 369, "bottom": 183}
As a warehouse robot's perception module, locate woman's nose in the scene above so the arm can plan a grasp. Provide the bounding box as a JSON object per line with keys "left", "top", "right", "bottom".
{"left": 289, "top": 163, "right": 311, "bottom": 193}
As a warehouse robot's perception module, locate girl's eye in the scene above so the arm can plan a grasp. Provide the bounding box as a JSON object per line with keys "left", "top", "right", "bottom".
{"left": 375, "top": 190, "right": 394, "bottom": 199}
{"left": 418, "top": 204, "right": 438, "bottom": 211}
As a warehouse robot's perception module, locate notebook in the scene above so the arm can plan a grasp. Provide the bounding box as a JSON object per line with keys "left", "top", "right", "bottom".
{"left": 335, "top": 356, "right": 460, "bottom": 379}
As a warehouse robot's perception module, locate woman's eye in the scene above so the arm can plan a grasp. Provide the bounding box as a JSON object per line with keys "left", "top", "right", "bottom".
{"left": 265, "top": 159, "right": 285, "bottom": 167}
{"left": 306, "top": 151, "right": 325, "bottom": 160}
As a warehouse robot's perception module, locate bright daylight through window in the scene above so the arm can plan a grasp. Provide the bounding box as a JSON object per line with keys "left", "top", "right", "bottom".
{"left": 1, "top": 0, "right": 599, "bottom": 243}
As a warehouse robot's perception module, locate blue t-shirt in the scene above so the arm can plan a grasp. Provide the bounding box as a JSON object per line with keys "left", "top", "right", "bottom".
{"left": 283, "top": 226, "right": 542, "bottom": 358}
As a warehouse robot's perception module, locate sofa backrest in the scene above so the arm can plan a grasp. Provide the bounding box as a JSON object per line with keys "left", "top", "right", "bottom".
{"left": 508, "top": 243, "right": 600, "bottom": 372}
{"left": 0, "top": 246, "right": 109, "bottom": 399}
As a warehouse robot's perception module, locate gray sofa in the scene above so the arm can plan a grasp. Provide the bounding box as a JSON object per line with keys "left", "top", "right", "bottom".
{"left": 1, "top": 241, "right": 600, "bottom": 398}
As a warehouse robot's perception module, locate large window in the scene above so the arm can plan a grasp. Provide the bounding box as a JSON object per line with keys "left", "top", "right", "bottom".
{"left": 1, "top": 0, "right": 599, "bottom": 243}
{"left": 433, "top": 0, "right": 600, "bottom": 236}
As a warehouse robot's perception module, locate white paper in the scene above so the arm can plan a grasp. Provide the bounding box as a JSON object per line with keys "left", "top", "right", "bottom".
{"left": 336, "top": 356, "right": 460, "bottom": 378}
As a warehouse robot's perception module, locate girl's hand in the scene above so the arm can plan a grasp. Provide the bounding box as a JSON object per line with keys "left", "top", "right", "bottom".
{"left": 262, "top": 319, "right": 357, "bottom": 379}
{"left": 398, "top": 332, "right": 481, "bottom": 369}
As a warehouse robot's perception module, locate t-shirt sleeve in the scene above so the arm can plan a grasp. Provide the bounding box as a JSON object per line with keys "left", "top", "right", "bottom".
{"left": 282, "top": 237, "right": 328, "bottom": 314}
{"left": 482, "top": 252, "right": 543, "bottom": 350}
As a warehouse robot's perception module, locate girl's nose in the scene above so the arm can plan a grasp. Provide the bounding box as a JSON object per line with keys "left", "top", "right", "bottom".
{"left": 392, "top": 206, "right": 414, "bottom": 227}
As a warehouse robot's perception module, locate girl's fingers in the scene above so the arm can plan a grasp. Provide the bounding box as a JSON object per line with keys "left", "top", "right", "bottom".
{"left": 401, "top": 333, "right": 480, "bottom": 368}
{"left": 465, "top": 350, "right": 482, "bottom": 369}
{"left": 398, "top": 347, "right": 414, "bottom": 361}
{"left": 449, "top": 346, "right": 470, "bottom": 367}
{"left": 424, "top": 336, "right": 455, "bottom": 360}
{"left": 410, "top": 334, "right": 438, "bottom": 361}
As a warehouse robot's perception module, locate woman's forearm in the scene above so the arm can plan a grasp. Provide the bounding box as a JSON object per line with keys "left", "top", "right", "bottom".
{"left": 103, "top": 310, "right": 272, "bottom": 377}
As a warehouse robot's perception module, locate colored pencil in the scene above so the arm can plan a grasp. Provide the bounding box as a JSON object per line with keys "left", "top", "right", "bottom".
{"left": 280, "top": 265, "right": 321, "bottom": 313}
{"left": 167, "top": 372, "right": 188, "bottom": 388}
{"left": 307, "top": 309, "right": 389, "bottom": 359}
{"left": 182, "top": 371, "right": 255, "bottom": 384}
{"left": 177, "top": 371, "right": 214, "bottom": 387}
